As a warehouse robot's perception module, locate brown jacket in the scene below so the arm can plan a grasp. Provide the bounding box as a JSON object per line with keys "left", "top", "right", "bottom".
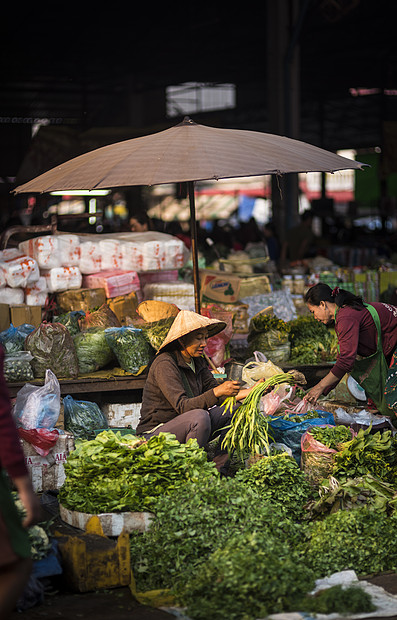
{"left": 136, "top": 350, "right": 219, "bottom": 435}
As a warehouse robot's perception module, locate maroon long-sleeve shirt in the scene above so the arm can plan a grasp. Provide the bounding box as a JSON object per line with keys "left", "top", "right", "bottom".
{"left": 331, "top": 302, "right": 397, "bottom": 381}
{"left": 0, "top": 346, "right": 28, "bottom": 479}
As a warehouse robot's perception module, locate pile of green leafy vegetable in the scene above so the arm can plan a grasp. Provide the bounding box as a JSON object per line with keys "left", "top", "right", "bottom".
{"left": 332, "top": 428, "right": 397, "bottom": 485}
{"left": 59, "top": 431, "right": 217, "bottom": 514}
{"left": 73, "top": 328, "right": 116, "bottom": 373}
{"left": 235, "top": 453, "right": 313, "bottom": 520}
{"left": 305, "top": 474, "right": 397, "bottom": 519}
{"left": 309, "top": 424, "right": 353, "bottom": 450}
{"left": 177, "top": 529, "right": 315, "bottom": 620}
{"left": 299, "top": 585, "right": 375, "bottom": 615}
{"left": 141, "top": 317, "right": 175, "bottom": 351}
{"left": 288, "top": 315, "right": 338, "bottom": 364}
{"left": 300, "top": 507, "right": 397, "bottom": 577}
{"left": 130, "top": 476, "right": 301, "bottom": 593}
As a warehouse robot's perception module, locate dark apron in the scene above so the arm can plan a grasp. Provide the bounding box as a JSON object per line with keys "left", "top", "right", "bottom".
{"left": 347, "top": 304, "right": 393, "bottom": 416}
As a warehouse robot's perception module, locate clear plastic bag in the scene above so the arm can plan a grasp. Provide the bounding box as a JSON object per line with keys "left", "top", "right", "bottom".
{"left": 63, "top": 394, "right": 108, "bottom": 439}
{"left": 13, "top": 369, "right": 61, "bottom": 430}
{"left": 241, "top": 354, "right": 284, "bottom": 387}
{"left": 25, "top": 322, "right": 79, "bottom": 379}
{"left": 4, "top": 351, "right": 34, "bottom": 382}
{"left": 0, "top": 323, "right": 35, "bottom": 354}
{"left": 104, "top": 326, "right": 152, "bottom": 374}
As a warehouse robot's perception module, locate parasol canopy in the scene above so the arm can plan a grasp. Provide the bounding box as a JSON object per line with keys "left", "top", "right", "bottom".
{"left": 13, "top": 117, "right": 367, "bottom": 313}
{"left": 14, "top": 117, "right": 366, "bottom": 194}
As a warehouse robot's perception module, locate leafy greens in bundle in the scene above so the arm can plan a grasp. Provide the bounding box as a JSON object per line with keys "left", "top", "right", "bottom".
{"left": 130, "top": 476, "right": 301, "bottom": 593}
{"left": 332, "top": 427, "right": 397, "bottom": 485}
{"left": 59, "top": 430, "right": 217, "bottom": 514}
{"left": 235, "top": 452, "right": 312, "bottom": 520}
{"left": 178, "top": 529, "right": 315, "bottom": 620}
{"left": 288, "top": 315, "right": 338, "bottom": 364}
{"left": 300, "top": 508, "right": 397, "bottom": 577}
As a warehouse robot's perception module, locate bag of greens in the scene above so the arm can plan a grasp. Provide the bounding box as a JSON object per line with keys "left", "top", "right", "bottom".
{"left": 104, "top": 326, "right": 153, "bottom": 374}
{"left": 25, "top": 322, "right": 79, "bottom": 378}
{"left": 73, "top": 328, "right": 116, "bottom": 374}
{"left": 53, "top": 310, "right": 85, "bottom": 336}
{"left": 63, "top": 394, "right": 108, "bottom": 439}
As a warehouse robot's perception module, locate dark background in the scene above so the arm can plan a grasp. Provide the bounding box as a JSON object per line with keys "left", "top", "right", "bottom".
{"left": 1, "top": 0, "right": 397, "bottom": 234}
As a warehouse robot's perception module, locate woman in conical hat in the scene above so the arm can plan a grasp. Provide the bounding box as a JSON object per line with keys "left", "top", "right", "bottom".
{"left": 136, "top": 310, "right": 254, "bottom": 474}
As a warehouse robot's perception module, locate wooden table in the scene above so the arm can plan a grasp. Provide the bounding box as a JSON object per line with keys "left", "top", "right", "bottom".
{"left": 6, "top": 373, "right": 147, "bottom": 400}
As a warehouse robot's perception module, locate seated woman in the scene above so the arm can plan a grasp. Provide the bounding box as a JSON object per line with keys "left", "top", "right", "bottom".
{"left": 136, "top": 310, "right": 254, "bottom": 474}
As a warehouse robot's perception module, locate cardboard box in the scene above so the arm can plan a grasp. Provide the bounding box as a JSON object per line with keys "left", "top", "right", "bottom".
{"left": 107, "top": 291, "right": 139, "bottom": 325}
{"left": 101, "top": 402, "right": 142, "bottom": 429}
{"left": 56, "top": 288, "right": 106, "bottom": 313}
{"left": 21, "top": 432, "right": 75, "bottom": 493}
{"left": 0, "top": 303, "right": 10, "bottom": 331}
{"left": 10, "top": 304, "right": 42, "bottom": 328}
{"left": 200, "top": 271, "right": 241, "bottom": 303}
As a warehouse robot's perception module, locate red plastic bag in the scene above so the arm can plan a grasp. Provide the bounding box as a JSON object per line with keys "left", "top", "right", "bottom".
{"left": 18, "top": 428, "right": 60, "bottom": 457}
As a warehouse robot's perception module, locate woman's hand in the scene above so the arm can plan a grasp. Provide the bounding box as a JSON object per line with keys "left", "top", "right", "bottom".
{"left": 213, "top": 380, "right": 241, "bottom": 399}
{"left": 305, "top": 384, "right": 325, "bottom": 406}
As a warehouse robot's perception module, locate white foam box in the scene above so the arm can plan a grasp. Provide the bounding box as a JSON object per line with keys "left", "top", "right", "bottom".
{"left": 101, "top": 402, "right": 142, "bottom": 429}
{"left": 59, "top": 504, "right": 153, "bottom": 535}
{"left": 21, "top": 432, "right": 75, "bottom": 493}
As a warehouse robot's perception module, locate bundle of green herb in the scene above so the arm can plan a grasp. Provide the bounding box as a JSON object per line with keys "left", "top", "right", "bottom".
{"left": 300, "top": 508, "right": 397, "bottom": 577}
{"left": 221, "top": 373, "right": 297, "bottom": 460}
{"left": 309, "top": 425, "right": 353, "bottom": 450}
{"left": 178, "top": 530, "right": 315, "bottom": 620}
{"left": 300, "top": 584, "right": 375, "bottom": 615}
{"left": 130, "top": 476, "right": 301, "bottom": 593}
{"left": 235, "top": 452, "right": 312, "bottom": 520}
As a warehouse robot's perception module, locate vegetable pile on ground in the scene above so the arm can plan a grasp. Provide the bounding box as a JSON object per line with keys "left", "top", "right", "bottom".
{"left": 59, "top": 430, "right": 217, "bottom": 513}
{"left": 57, "top": 386, "right": 397, "bottom": 618}
{"left": 288, "top": 315, "right": 338, "bottom": 364}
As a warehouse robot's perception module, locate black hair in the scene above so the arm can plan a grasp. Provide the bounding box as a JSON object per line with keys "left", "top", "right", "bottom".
{"left": 304, "top": 282, "right": 365, "bottom": 310}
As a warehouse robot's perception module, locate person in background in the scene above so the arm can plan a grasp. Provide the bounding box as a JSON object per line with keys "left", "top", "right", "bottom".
{"left": 281, "top": 209, "right": 317, "bottom": 263}
{"left": 303, "top": 283, "right": 397, "bottom": 422}
{"left": 0, "top": 345, "right": 42, "bottom": 619}
{"left": 136, "top": 311, "right": 258, "bottom": 475}
{"left": 129, "top": 212, "right": 151, "bottom": 232}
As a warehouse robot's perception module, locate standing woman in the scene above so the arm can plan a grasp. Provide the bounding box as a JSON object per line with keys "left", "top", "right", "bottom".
{"left": 136, "top": 310, "right": 256, "bottom": 474}
{"left": 303, "top": 283, "right": 397, "bottom": 421}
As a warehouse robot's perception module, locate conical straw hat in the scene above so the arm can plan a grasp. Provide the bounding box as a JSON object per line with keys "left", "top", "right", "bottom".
{"left": 158, "top": 310, "right": 226, "bottom": 352}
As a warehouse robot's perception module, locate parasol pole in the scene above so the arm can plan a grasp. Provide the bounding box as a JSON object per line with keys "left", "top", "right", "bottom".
{"left": 188, "top": 180, "right": 201, "bottom": 314}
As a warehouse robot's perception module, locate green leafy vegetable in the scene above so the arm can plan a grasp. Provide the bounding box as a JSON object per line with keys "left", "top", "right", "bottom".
{"left": 235, "top": 452, "right": 312, "bottom": 520}
{"left": 130, "top": 476, "right": 302, "bottom": 593}
{"left": 301, "top": 508, "right": 397, "bottom": 577}
{"left": 309, "top": 425, "right": 353, "bottom": 450}
{"left": 300, "top": 584, "right": 375, "bottom": 615}
{"left": 178, "top": 530, "right": 315, "bottom": 620}
{"left": 288, "top": 315, "right": 338, "bottom": 364}
{"left": 59, "top": 431, "right": 217, "bottom": 514}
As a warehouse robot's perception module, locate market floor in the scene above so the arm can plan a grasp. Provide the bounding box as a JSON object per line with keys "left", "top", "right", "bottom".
{"left": 8, "top": 574, "right": 397, "bottom": 620}
{"left": 9, "top": 585, "right": 176, "bottom": 619}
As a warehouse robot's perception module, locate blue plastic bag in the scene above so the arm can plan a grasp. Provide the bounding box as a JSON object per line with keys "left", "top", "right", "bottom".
{"left": 269, "top": 410, "right": 335, "bottom": 464}
{"left": 63, "top": 394, "right": 108, "bottom": 439}
{"left": 0, "top": 323, "right": 35, "bottom": 354}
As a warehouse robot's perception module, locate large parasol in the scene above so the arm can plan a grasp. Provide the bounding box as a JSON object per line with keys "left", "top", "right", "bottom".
{"left": 14, "top": 116, "right": 367, "bottom": 312}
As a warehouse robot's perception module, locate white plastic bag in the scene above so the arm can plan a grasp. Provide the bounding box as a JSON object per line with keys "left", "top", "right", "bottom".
{"left": 241, "top": 351, "right": 284, "bottom": 387}
{"left": 13, "top": 369, "right": 61, "bottom": 430}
